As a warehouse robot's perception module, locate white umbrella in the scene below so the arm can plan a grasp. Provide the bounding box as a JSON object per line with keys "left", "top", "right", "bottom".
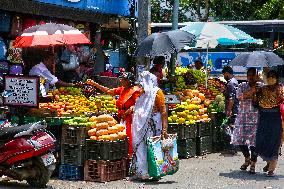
{"left": 181, "top": 22, "right": 262, "bottom": 88}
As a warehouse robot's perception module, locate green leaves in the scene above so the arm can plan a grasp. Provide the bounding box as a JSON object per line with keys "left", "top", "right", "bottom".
{"left": 151, "top": 0, "right": 284, "bottom": 23}
{"left": 255, "top": 0, "right": 284, "bottom": 19}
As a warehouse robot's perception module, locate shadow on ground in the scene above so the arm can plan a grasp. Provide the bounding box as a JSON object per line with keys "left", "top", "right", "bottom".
{"left": 219, "top": 170, "right": 284, "bottom": 181}
{"left": 131, "top": 179, "right": 178, "bottom": 186}
{"left": 0, "top": 181, "right": 53, "bottom": 189}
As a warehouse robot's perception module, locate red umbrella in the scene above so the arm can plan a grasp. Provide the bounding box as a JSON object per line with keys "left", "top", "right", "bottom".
{"left": 13, "top": 23, "right": 91, "bottom": 48}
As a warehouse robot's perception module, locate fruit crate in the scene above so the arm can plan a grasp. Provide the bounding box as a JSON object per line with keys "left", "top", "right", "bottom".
{"left": 168, "top": 123, "right": 178, "bottom": 134}
{"left": 168, "top": 123, "right": 197, "bottom": 139}
{"left": 212, "top": 128, "right": 231, "bottom": 153}
{"left": 196, "top": 136, "right": 213, "bottom": 156}
{"left": 61, "top": 124, "right": 88, "bottom": 145}
{"left": 23, "top": 116, "right": 42, "bottom": 124}
{"left": 59, "top": 164, "right": 83, "bottom": 180}
{"left": 84, "top": 158, "right": 127, "bottom": 182}
{"left": 85, "top": 139, "right": 128, "bottom": 161}
{"left": 177, "top": 138, "right": 196, "bottom": 158}
{"left": 196, "top": 121, "right": 212, "bottom": 137}
{"left": 178, "top": 124, "right": 197, "bottom": 139}
{"left": 46, "top": 117, "right": 71, "bottom": 126}
{"left": 61, "top": 144, "right": 85, "bottom": 166}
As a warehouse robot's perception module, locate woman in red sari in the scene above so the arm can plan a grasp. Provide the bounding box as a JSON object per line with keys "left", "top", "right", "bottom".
{"left": 91, "top": 72, "right": 141, "bottom": 156}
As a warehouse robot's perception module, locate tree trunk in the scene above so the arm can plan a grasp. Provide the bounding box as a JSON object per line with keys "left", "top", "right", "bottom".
{"left": 195, "top": 0, "right": 210, "bottom": 22}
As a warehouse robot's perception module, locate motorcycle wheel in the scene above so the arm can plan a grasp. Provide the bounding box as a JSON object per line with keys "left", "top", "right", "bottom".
{"left": 26, "top": 157, "right": 51, "bottom": 188}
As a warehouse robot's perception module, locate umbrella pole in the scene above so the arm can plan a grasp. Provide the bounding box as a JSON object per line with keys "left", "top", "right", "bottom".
{"left": 205, "top": 42, "right": 209, "bottom": 89}
{"left": 170, "top": 53, "right": 176, "bottom": 92}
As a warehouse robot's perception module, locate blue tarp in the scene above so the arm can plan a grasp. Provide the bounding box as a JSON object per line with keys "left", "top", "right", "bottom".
{"left": 35, "top": 0, "right": 131, "bottom": 16}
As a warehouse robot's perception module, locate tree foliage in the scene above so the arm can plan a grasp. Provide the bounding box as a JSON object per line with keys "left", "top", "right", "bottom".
{"left": 254, "top": 0, "right": 284, "bottom": 19}
{"left": 151, "top": 0, "right": 212, "bottom": 22}
{"left": 151, "top": 0, "right": 284, "bottom": 23}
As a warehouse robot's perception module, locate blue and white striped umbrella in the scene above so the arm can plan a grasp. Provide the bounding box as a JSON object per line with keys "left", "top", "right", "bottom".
{"left": 181, "top": 22, "right": 262, "bottom": 48}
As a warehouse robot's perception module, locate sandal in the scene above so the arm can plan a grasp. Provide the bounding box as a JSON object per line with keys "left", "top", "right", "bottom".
{"left": 249, "top": 164, "right": 256, "bottom": 174}
{"left": 263, "top": 163, "right": 269, "bottom": 172}
{"left": 267, "top": 171, "right": 274, "bottom": 177}
{"left": 240, "top": 159, "right": 251, "bottom": 170}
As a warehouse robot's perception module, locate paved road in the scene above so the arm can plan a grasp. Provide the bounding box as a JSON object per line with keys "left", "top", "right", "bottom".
{"left": 1, "top": 151, "right": 284, "bottom": 189}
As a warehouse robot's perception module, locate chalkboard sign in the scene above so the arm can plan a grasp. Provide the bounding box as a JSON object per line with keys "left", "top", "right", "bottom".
{"left": 4, "top": 75, "right": 39, "bottom": 107}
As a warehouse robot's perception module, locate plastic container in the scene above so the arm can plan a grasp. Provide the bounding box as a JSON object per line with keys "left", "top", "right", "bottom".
{"left": 178, "top": 124, "right": 197, "bottom": 139}
{"left": 61, "top": 144, "right": 85, "bottom": 166}
{"left": 59, "top": 164, "right": 83, "bottom": 180}
{"left": 61, "top": 124, "right": 88, "bottom": 145}
{"left": 177, "top": 138, "right": 196, "bottom": 158}
{"left": 168, "top": 123, "right": 178, "bottom": 134}
{"left": 23, "top": 116, "right": 42, "bottom": 124}
{"left": 196, "top": 136, "right": 212, "bottom": 156}
{"left": 85, "top": 139, "right": 128, "bottom": 161}
{"left": 196, "top": 121, "right": 212, "bottom": 137}
{"left": 84, "top": 158, "right": 127, "bottom": 182}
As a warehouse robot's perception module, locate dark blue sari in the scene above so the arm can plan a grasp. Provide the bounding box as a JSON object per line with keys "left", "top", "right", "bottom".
{"left": 255, "top": 108, "right": 282, "bottom": 161}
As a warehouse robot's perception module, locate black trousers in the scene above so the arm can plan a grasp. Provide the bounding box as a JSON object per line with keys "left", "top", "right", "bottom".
{"left": 239, "top": 145, "right": 258, "bottom": 162}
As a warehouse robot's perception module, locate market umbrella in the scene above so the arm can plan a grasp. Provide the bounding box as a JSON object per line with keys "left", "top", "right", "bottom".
{"left": 181, "top": 22, "right": 262, "bottom": 88}
{"left": 228, "top": 51, "right": 284, "bottom": 67}
{"left": 134, "top": 30, "right": 196, "bottom": 57}
{"left": 13, "top": 23, "right": 91, "bottom": 48}
{"left": 180, "top": 22, "right": 262, "bottom": 48}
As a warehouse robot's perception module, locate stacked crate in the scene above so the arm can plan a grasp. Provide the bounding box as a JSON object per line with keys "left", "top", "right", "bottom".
{"left": 210, "top": 113, "right": 231, "bottom": 152}
{"left": 59, "top": 124, "right": 88, "bottom": 180}
{"left": 84, "top": 139, "right": 129, "bottom": 182}
{"left": 196, "top": 121, "right": 213, "bottom": 156}
{"left": 168, "top": 123, "right": 197, "bottom": 158}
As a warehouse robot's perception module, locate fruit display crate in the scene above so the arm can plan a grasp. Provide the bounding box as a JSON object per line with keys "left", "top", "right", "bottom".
{"left": 85, "top": 139, "right": 128, "bottom": 161}
{"left": 168, "top": 123, "right": 197, "bottom": 139}
{"left": 59, "top": 164, "right": 83, "bottom": 181}
{"left": 211, "top": 127, "right": 231, "bottom": 153}
{"left": 177, "top": 138, "right": 196, "bottom": 158}
{"left": 46, "top": 117, "right": 71, "bottom": 126}
{"left": 196, "top": 121, "right": 212, "bottom": 137}
{"left": 61, "top": 124, "right": 88, "bottom": 145}
{"left": 196, "top": 136, "right": 213, "bottom": 156}
{"left": 61, "top": 144, "right": 86, "bottom": 166}
{"left": 23, "top": 116, "right": 42, "bottom": 124}
{"left": 84, "top": 158, "right": 127, "bottom": 182}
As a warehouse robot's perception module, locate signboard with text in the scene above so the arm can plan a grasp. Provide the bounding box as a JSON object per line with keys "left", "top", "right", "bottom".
{"left": 35, "top": 0, "right": 131, "bottom": 16}
{"left": 178, "top": 51, "right": 247, "bottom": 75}
{"left": 4, "top": 75, "right": 39, "bottom": 107}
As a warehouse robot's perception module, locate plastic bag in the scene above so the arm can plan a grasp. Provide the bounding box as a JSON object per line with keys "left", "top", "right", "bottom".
{"left": 147, "top": 134, "right": 179, "bottom": 178}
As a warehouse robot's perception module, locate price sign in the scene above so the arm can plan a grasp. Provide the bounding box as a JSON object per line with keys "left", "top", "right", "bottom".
{"left": 4, "top": 75, "right": 39, "bottom": 107}
{"left": 165, "top": 94, "right": 180, "bottom": 104}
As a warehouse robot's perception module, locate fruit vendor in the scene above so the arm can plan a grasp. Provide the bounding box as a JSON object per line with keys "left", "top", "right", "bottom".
{"left": 222, "top": 66, "right": 239, "bottom": 154}
{"left": 89, "top": 72, "right": 141, "bottom": 156}
{"left": 29, "top": 50, "right": 75, "bottom": 97}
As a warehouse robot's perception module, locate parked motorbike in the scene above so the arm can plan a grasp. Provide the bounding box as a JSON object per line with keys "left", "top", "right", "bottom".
{"left": 0, "top": 121, "right": 56, "bottom": 188}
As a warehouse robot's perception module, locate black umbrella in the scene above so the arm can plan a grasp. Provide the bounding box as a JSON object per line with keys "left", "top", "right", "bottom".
{"left": 228, "top": 51, "right": 284, "bottom": 67}
{"left": 134, "top": 30, "right": 196, "bottom": 57}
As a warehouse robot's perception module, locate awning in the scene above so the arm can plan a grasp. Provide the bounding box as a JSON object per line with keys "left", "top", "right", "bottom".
{"left": 0, "top": 0, "right": 111, "bottom": 24}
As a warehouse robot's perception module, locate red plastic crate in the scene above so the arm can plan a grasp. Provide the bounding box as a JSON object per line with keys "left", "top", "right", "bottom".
{"left": 84, "top": 158, "right": 127, "bottom": 182}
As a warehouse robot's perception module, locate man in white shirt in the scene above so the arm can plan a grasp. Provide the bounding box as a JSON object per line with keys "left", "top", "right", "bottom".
{"left": 29, "top": 51, "right": 74, "bottom": 96}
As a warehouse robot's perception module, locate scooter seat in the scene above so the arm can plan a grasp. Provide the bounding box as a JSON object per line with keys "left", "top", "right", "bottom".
{"left": 0, "top": 123, "right": 34, "bottom": 140}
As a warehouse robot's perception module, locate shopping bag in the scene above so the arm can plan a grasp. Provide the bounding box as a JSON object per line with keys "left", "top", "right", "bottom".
{"left": 147, "top": 134, "right": 179, "bottom": 178}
